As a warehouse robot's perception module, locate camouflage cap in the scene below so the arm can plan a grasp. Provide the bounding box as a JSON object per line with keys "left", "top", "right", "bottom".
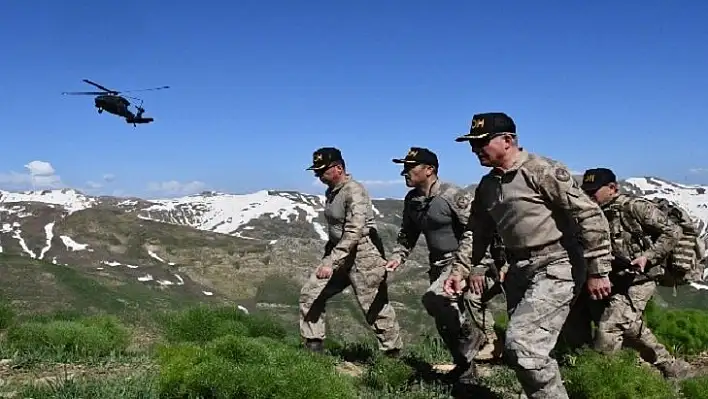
{"left": 581, "top": 168, "right": 617, "bottom": 193}
{"left": 306, "top": 147, "right": 344, "bottom": 171}
{"left": 391, "top": 147, "right": 439, "bottom": 168}
{"left": 454, "top": 112, "right": 517, "bottom": 142}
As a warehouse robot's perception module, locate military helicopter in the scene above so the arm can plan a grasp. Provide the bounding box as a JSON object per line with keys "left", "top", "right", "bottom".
{"left": 62, "top": 79, "right": 170, "bottom": 126}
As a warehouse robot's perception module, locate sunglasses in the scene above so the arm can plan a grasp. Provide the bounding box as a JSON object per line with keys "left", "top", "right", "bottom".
{"left": 313, "top": 163, "right": 339, "bottom": 177}
{"left": 468, "top": 133, "right": 513, "bottom": 149}
{"left": 402, "top": 163, "right": 423, "bottom": 171}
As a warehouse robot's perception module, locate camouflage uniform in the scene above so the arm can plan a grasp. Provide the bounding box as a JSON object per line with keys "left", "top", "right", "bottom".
{"left": 389, "top": 174, "right": 504, "bottom": 366}
{"left": 452, "top": 113, "right": 613, "bottom": 399}
{"left": 299, "top": 149, "right": 402, "bottom": 353}
{"left": 591, "top": 188, "right": 691, "bottom": 377}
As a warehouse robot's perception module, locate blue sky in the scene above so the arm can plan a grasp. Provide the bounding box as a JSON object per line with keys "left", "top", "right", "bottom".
{"left": 2, "top": 1, "right": 707, "bottom": 199}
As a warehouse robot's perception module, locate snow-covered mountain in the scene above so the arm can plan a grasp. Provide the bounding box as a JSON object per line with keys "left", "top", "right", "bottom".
{"left": 134, "top": 190, "right": 331, "bottom": 241}
{"left": 622, "top": 177, "right": 708, "bottom": 237}
{"left": 1, "top": 176, "right": 708, "bottom": 298}
{"left": 1, "top": 176, "right": 708, "bottom": 315}
{"left": 0, "top": 187, "right": 418, "bottom": 305}
{"left": 3, "top": 176, "right": 708, "bottom": 248}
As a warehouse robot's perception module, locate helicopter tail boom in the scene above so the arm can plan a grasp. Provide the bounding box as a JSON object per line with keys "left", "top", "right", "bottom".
{"left": 126, "top": 117, "right": 154, "bottom": 124}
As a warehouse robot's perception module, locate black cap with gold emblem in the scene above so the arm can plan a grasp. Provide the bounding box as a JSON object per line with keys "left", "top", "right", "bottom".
{"left": 306, "top": 147, "right": 344, "bottom": 171}
{"left": 580, "top": 168, "right": 617, "bottom": 194}
{"left": 391, "top": 147, "right": 439, "bottom": 168}
{"left": 454, "top": 112, "right": 516, "bottom": 142}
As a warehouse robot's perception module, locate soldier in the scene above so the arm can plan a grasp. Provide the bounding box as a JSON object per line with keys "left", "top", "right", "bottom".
{"left": 580, "top": 167, "right": 693, "bottom": 379}
{"left": 385, "top": 147, "right": 505, "bottom": 383}
{"left": 298, "top": 147, "right": 403, "bottom": 357}
{"left": 443, "top": 112, "right": 614, "bottom": 399}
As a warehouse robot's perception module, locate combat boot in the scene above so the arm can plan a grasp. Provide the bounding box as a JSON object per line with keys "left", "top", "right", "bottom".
{"left": 304, "top": 338, "right": 324, "bottom": 354}
{"left": 474, "top": 335, "right": 503, "bottom": 361}
{"left": 458, "top": 323, "right": 487, "bottom": 363}
{"left": 456, "top": 361, "right": 479, "bottom": 385}
{"left": 658, "top": 359, "right": 694, "bottom": 380}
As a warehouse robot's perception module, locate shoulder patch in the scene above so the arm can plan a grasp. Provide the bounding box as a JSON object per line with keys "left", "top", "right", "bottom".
{"left": 554, "top": 167, "right": 571, "bottom": 182}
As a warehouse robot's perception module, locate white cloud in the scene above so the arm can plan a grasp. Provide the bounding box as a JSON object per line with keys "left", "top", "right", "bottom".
{"left": 102, "top": 173, "right": 116, "bottom": 182}
{"left": 25, "top": 160, "right": 55, "bottom": 176}
{"left": 147, "top": 180, "right": 207, "bottom": 196}
{"left": 0, "top": 160, "right": 63, "bottom": 190}
{"left": 689, "top": 168, "right": 708, "bottom": 174}
{"left": 85, "top": 180, "right": 103, "bottom": 189}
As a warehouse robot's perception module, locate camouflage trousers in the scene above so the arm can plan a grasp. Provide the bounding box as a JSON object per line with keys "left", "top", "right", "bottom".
{"left": 298, "top": 244, "right": 403, "bottom": 352}
{"left": 422, "top": 261, "right": 497, "bottom": 366}
{"left": 594, "top": 276, "right": 675, "bottom": 369}
{"left": 503, "top": 252, "right": 579, "bottom": 399}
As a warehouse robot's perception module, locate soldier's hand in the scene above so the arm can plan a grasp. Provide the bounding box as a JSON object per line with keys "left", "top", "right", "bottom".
{"left": 316, "top": 265, "right": 333, "bottom": 279}
{"left": 443, "top": 273, "right": 463, "bottom": 295}
{"left": 385, "top": 259, "right": 401, "bottom": 272}
{"left": 499, "top": 271, "right": 506, "bottom": 282}
{"left": 469, "top": 274, "right": 486, "bottom": 295}
{"left": 586, "top": 275, "right": 612, "bottom": 300}
{"left": 630, "top": 256, "right": 648, "bottom": 272}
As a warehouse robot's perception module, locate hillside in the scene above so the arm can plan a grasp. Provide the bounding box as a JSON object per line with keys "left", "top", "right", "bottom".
{"left": 0, "top": 188, "right": 441, "bottom": 345}
{"left": 2, "top": 177, "right": 708, "bottom": 398}
{"left": 1, "top": 176, "right": 708, "bottom": 333}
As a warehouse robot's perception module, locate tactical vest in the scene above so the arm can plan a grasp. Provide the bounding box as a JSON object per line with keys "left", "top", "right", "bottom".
{"left": 608, "top": 195, "right": 706, "bottom": 289}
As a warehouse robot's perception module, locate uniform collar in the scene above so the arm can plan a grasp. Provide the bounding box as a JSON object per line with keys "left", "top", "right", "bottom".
{"left": 491, "top": 148, "right": 529, "bottom": 176}
{"left": 327, "top": 174, "right": 351, "bottom": 195}
{"left": 602, "top": 192, "right": 626, "bottom": 210}
{"left": 425, "top": 178, "right": 442, "bottom": 197}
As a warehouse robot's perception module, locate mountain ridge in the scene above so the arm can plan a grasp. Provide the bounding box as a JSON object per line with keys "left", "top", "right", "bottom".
{"left": 4, "top": 174, "right": 708, "bottom": 241}
{"left": 2, "top": 174, "right": 708, "bottom": 343}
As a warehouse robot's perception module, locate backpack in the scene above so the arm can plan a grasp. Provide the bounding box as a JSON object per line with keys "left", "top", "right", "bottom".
{"left": 618, "top": 197, "right": 707, "bottom": 289}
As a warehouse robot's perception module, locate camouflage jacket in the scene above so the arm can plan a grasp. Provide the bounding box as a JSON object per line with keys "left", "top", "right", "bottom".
{"left": 603, "top": 193, "right": 682, "bottom": 265}
{"left": 321, "top": 174, "right": 379, "bottom": 269}
{"left": 451, "top": 150, "right": 613, "bottom": 278}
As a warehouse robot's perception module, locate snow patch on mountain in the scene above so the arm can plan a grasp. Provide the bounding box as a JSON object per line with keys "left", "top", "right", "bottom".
{"left": 0, "top": 204, "right": 34, "bottom": 218}
{"left": 148, "top": 249, "right": 166, "bottom": 263}
{"left": 60, "top": 235, "right": 90, "bottom": 251}
{"left": 138, "top": 189, "right": 328, "bottom": 239}
{"left": 39, "top": 222, "right": 55, "bottom": 259}
{"left": 0, "top": 189, "right": 96, "bottom": 214}
{"left": 624, "top": 177, "right": 708, "bottom": 237}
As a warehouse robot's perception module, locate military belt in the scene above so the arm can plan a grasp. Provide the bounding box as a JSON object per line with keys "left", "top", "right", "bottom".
{"left": 325, "top": 226, "right": 386, "bottom": 258}
{"left": 506, "top": 239, "right": 565, "bottom": 261}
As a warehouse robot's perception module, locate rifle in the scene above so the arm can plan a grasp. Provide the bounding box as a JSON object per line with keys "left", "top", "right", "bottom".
{"left": 611, "top": 251, "right": 660, "bottom": 281}
{"left": 609, "top": 251, "right": 663, "bottom": 314}
{"left": 457, "top": 267, "right": 505, "bottom": 364}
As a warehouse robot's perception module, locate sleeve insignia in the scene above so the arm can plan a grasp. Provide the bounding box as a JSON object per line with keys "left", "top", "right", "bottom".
{"left": 554, "top": 167, "right": 571, "bottom": 182}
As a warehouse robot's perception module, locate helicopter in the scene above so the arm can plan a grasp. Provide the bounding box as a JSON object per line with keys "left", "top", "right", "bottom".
{"left": 62, "top": 79, "right": 170, "bottom": 126}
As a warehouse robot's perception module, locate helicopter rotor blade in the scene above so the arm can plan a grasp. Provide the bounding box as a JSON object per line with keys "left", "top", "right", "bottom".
{"left": 62, "top": 91, "right": 106, "bottom": 95}
{"left": 82, "top": 79, "right": 117, "bottom": 94}
{"left": 121, "top": 85, "right": 170, "bottom": 93}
